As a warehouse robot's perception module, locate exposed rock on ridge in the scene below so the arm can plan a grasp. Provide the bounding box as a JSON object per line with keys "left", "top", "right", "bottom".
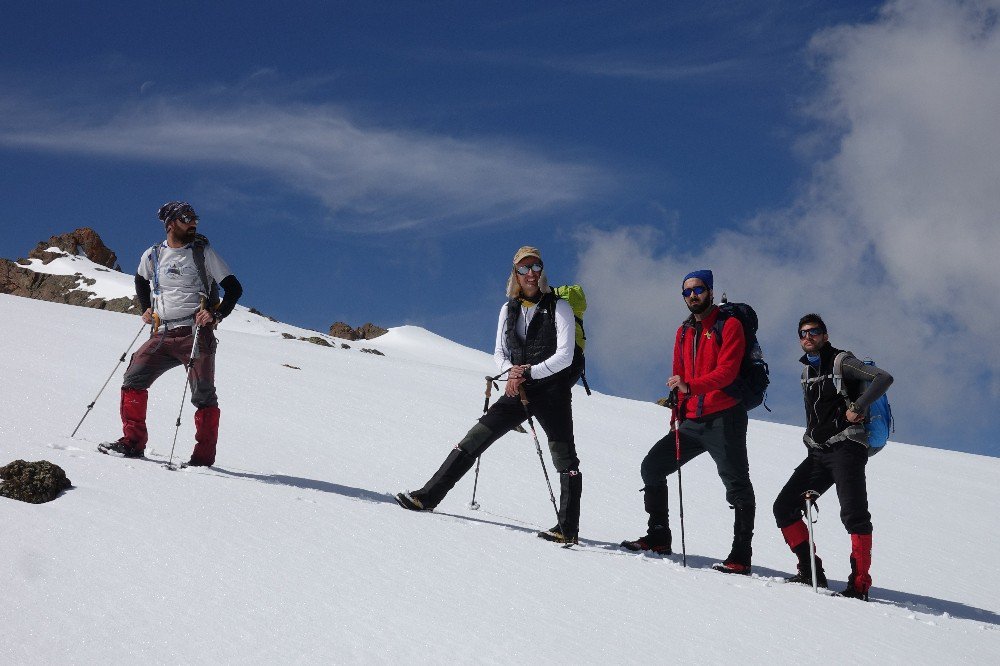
{"left": 328, "top": 321, "right": 388, "bottom": 341}
{"left": 0, "top": 227, "right": 138, "bottom": 313}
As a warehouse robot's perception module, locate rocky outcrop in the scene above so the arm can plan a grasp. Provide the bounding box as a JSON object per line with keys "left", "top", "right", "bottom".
{"left": 0, "top": 258, "right": 139, "bottom": 313}
{"left": 328, "top": 322, "right": 356, "bottom": 340}
{"left": 29, "top": 227, "right": 120, "bottom": 269}
{"left": 0, "top": 460, "right": 72, "bottom": 504}
{"left": 356, "top": 323, "right": 388, "bottom": 340}
{"left": 0, "top": 229, "right": 139, "bottom": 313}
{"left": 328, "top": 321, "right": 388, "bottom": 341}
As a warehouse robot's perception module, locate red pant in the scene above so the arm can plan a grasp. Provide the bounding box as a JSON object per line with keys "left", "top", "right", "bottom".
{"left": 120, "top": 326, "right": 220, "bottom": 463}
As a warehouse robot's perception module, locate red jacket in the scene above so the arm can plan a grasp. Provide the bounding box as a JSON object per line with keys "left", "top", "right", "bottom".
{"left": 672, "top": 306, "right": 745, "bottom": 419}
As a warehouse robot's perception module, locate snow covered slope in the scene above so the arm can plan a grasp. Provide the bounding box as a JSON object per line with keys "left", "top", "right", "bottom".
{"left": 1, "top": 292, "right": 998, "bottom": 664}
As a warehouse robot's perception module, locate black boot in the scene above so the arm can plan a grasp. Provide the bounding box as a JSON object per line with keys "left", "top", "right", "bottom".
{"left": 643, "top": 483, "right": 670, "bottom": 534}
{"left": 787, "top": 541, "right": 828, "bottom": 587}
{"left": 620, "top": 484, "right": 672, "bottom": 553}
{"left": 714, "top": 504, "right": 755, "bottom": 575}
{"left": 538, "top": 471, "right": 582, "bottom": 544}
{"left": 403, "top": 446, "right": 477, "bottom": 511}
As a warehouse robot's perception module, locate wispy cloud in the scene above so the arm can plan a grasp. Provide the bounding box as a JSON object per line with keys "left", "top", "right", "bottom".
{"left": 0, "top": 92, "right": 608, "bottom": 234}
{"left": 544, "top": 56, "right": 742, "bottom": 82}
{"left": 577, "top": 0, "right": 1000, "bottom": 455}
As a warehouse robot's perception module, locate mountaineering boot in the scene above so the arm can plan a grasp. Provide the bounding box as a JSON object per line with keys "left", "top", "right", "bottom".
{"left": 538, "top": 470, "right": 582, "bottom": 544}
{"left": 119, "top": 388, "right": 149, "bottom": 452}
{"left": 398, "top": 445, "right": 478, "bottom": 512}
{"left": 841, "top": 533, "right": 873, "bottom": 601}
{"left": 780, "top": 520, "right": 827, "bottom": 587}
{"left": 394, "top": 491, "right": 430, "bottom": 511}
{"left": 620, "top": 528, "right": 672, "bottom": 554}
{"left": 786, "top": 540, "right": 828, "bottom": 587}
{"left": 189, "top": 406, "right": 220, "bottom": 466}
{"left": 713, "top": 504, "right": 755, "bottom": 575}
{"left": 98, "top": 439, "right": 145, "bottom": 458}
{"left": 621, "top": 484, "right": 672, "bottom": 553}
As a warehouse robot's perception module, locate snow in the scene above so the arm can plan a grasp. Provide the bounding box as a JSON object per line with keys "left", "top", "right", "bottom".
{"left": 1, "top": 290, "right": 998, "bottom": 664}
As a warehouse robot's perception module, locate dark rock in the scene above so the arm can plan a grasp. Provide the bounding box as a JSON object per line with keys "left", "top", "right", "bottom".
{"left": 301, "top": 336, "right": 333, "bottom": 347}
{"left": 328, "top": 322, "right": 357, "bottom": 340}
{"left": 249, "top": 307, "right": 278, "bottom": 322}
{"left": 356, "top": 323, "right": 388, "bottom": 340}
{"left": 0, "top": 258, "right": 141, "bottom": 313}
{"left": 360, "top": 348, "right": 385, "bottom": 356}
{"left": 340, "top": 343, "right": 351, "bottom": 349}
{"left": 329, "top": 321, "right": 388, "bottom": 341}
{"left": 281, "top": 333, "right": 296, "bottom": 339}
{"left": 1, "top": 229, "right": 140, "bottom": 313}
{"left": 282, "top": 364, "right": 301, "bottom": 370}
{"left": 0, "top": 460, "right": 72, "bottom": 504}
{"left": 29, "top": 227, "right": 120, "bottom": 269}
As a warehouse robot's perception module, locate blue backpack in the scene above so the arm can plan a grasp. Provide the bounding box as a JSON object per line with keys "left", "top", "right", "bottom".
{"left": 833, "top": 352, "right": 894, "bottom": 454}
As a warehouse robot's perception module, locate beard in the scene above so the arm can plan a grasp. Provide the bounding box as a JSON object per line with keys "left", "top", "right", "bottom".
{"left": 180, "top": 226, "right": 198, "bottom": 243}
{"left": 686, "top": 298, "right": 712, "bottom": 315}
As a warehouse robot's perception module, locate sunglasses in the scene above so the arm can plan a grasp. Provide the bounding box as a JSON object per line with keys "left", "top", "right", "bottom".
{"left": 799, "top": 327, "right": 826, "bottom": 339}
{"left": 173, "top": 214, "right": 198, "bottom": 225}
{"left": 681, "top": 285, "right": 708, "bottom": 298}
{"left": 515, "top": 262, "right": 544, "bottom": 275}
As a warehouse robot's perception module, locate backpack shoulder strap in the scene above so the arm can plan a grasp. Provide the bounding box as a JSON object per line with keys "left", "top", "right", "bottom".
{"left": 149, "top": 243, "right": 162, "bottom": 295}
{"left": 191, "top": 237, "right": 214, "bottom": 298}
{"left": 832, "top": 351, "right": 855, "bottom": 396}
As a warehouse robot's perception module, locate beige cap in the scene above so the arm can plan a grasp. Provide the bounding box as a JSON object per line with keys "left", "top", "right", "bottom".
{"left": 512, "top": 246, "right": 542, "bottom": 266}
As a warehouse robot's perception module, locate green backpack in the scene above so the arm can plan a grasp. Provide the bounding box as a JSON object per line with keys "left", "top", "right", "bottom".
{"left": 552, "top": 284, "right": 591, "bottom": 394}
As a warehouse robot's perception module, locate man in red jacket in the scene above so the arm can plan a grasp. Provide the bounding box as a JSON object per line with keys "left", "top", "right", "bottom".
{"left": 621, "top": 269, "right": 756, "bottom": 574}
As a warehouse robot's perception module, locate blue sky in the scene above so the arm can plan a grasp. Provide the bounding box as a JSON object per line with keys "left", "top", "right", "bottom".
{"left": 2, "top": 1, "right": 998, "bottom": 456}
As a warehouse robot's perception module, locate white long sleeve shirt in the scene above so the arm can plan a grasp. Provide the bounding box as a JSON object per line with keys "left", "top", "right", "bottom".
{"left": 493, "top": 297, "right": 575, "bottom": 380}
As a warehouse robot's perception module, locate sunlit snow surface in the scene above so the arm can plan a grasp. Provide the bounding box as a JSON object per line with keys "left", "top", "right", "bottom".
{"left": 1, "top": 277, "right": 998, "bottom": 663}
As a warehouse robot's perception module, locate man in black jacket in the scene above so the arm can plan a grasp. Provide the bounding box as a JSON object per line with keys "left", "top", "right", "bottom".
{"left": 772, "top": 313, "right": 893, "bottom": 600}
{"left": 395, "top": 246, "right": 583, "bottom": 544}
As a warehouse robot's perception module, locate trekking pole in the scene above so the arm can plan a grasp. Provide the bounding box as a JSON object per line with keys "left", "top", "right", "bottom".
{"left": 166, "top": 323, "right": 202, "bottom": 471}
{"left": 804, "top": 490, "right": 821, "bottom": 592}
{"left": 70, "top": 321, "right": 149, "bottom": 438}
{"left": 670, "top": 388, "right": 687, "bottom": 567}
{"left": 518, "top": 385, "right": 569, "bottom": 546}
{"left": 469, "top": 374, "right": 501, "bottom": 510}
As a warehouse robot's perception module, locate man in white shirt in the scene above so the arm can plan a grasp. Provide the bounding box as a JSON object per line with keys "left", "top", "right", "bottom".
{"left": 101, "top": 202, "right": 242, "bottom": 466}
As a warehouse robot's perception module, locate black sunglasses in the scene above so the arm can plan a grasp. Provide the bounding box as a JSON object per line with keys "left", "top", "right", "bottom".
{"left": 173, "top": 214, "right": 198, "bottom": 225}
{"left": 515, "top": 262, "right": 544, "bottom": 275}
{"left": 682, "top": 285, "right": 708, "bottom": 298}
{"left": 799, "top": 327, "right": 826, "bottom": 339}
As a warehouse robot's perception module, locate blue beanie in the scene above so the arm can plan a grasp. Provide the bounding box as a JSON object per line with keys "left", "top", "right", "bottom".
{"left": 683, "top": 269, "right": 713, "bottom": 290}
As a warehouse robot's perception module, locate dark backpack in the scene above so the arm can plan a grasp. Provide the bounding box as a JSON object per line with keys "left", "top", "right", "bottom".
{"left": 681, "top": 295, "right": 770, "bottom": 411}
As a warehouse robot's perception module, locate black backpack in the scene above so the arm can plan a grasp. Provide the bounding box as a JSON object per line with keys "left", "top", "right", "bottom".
{"left": 681, "top": 295, "right": 770, "bottom": 411}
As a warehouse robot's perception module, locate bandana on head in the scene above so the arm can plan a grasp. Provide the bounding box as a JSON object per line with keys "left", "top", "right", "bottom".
{"left": 157, "top": 201, "right": 198, "bottom": 228}
{"left": 682, "top": 269, "right": 713, "bottom": 290}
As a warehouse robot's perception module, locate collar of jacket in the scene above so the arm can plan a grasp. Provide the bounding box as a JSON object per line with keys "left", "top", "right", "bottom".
{"left": 798, "top": 341, "right": 835, "bottom": 366}
{"left": 683, "top": 304, "right": 720, "bottom": 330}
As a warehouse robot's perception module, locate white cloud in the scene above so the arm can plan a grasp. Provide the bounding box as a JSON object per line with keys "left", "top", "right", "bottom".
{"left": 0, "top": 98, "right": 607, "bottom": 234}
{"left": 577, "top": 0, "right": 1000, "bottom": 454}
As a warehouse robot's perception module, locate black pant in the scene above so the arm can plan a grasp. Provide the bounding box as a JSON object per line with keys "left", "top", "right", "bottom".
{"left": 411, "top": 378, "right": 578, "bottom": 511}
{"left": 471, "top": 380, "right": 578, "bottom": 473}
{"left": 773, "top": 441, "right": 872, "bottom": 535}
{"left": 641, "top": 405, "right": 753, "bottom": 510}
